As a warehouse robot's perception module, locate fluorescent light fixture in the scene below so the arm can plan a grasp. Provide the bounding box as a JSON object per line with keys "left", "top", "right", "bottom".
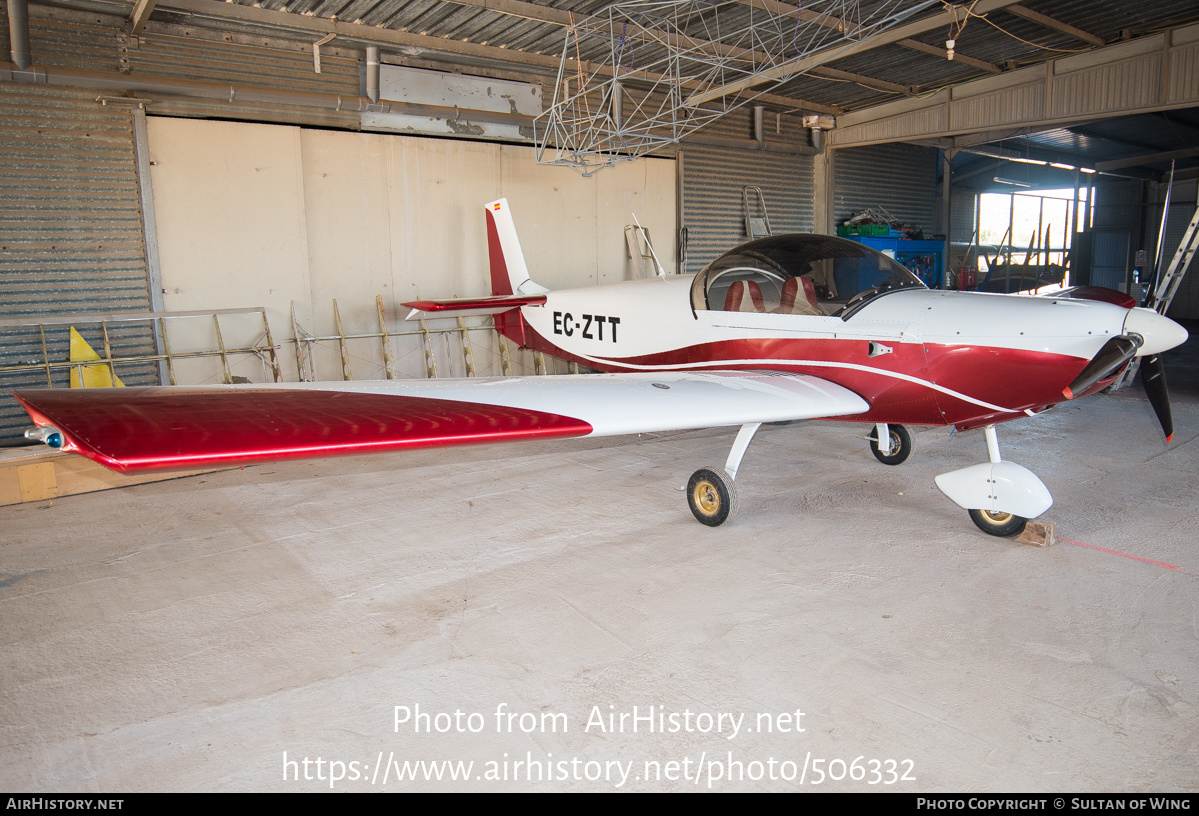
{"left": 994, "top": 176, "right": 1032, "bottom": 187}
{"left": 1009, "top": 157, "right": 1047, "bottom": 166}
{"left": 1050, "top": 162, "right": 1075, "bottom": 170}
{"left": 1080, "top": 167, "right": 1096, "bottom": 174}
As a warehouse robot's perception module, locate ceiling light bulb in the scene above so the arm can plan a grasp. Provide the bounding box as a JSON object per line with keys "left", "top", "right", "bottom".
{"left": 946, "top": 38, "right": 956, "bottom": 60}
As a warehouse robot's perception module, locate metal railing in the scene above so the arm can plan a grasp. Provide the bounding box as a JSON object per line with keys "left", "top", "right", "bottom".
{"left": 0, "top": 308, "right": 282, "bottom": 386}
{"left": 290, "top": 296, "right": 574, "bottom": 382}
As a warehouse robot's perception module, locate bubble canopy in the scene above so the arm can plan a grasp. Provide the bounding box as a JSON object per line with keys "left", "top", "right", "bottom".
{"left": 691, "top": 234, "right": 926, "bottom": 319}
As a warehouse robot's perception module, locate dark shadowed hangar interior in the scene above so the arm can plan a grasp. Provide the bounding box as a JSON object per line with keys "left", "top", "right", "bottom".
{"left": 3, "top": 0, "right": 1199, "bottom": 793}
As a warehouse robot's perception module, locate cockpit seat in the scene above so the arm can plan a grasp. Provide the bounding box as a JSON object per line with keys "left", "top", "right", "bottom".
{"left": 778, "top": 276, "right": 821, "bottom": 316}
{"left": 723, "top": 280, "right": 766, "bottom": 313}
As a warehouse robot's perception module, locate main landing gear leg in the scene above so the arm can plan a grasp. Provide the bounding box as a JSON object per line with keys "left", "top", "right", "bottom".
{"left": 687, "top": 422, "right": 760, "bottom": 527}
{"left": 934, "top": 424, "right": 1054, "bottom": 538}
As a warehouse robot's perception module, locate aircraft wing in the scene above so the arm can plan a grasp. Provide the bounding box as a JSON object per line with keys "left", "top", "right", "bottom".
{"left": 12, "top": 372, "right": 868, "bottom": 474}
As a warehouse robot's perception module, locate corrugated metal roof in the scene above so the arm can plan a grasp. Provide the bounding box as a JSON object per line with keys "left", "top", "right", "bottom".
{"left": 13, "top": 0, "right": 1199, "bottom": 175}
{"left": 25, "top": 0, "right": 1199, "bottom": 122}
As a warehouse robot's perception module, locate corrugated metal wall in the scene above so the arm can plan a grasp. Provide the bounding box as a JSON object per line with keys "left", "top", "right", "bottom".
{"left": 1092, "top": 178, "right": 1143, "bottom": 229}
{"left": 832, "top": 143, "right": 938, "bottom": 234}
{"left": 1089, "top": 178, "right": 1143, "bottom": 292}
{"left": 679, "top": 111, "right": 815, "bottom": 275}
{"left": 124, "top": 25, "right": 362, "bottom": 129}
{"left": 0, "top": 6, "right": 367, "bottom": 441}
{"left": 17, "top": 4, "right": 120, "bottom": 72}
{"left": 0, "top": 82, "right": 158, "bottom": 442}
{"left": 949, "top": 187, "right": 978, "bottom": 272}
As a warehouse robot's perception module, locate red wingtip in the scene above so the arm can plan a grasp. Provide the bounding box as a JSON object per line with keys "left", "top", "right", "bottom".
{"left": 1166, "top": 432, "right": 1174, "bottom": 443}
{"left": 1062, "top": 386, "right": 1074, "bottom": 400}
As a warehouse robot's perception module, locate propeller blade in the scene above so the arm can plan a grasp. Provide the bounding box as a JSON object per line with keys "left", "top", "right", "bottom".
{"left": 1139, "top": 353, "right": 1174, "bottom": 442}
{"left": 1063, "top": 335, "right": 1140, "bottom": 399}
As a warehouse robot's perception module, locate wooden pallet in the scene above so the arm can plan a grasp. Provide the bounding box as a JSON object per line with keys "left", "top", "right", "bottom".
{"left": 0, "top": 446, "right": 226, "bottom": 507}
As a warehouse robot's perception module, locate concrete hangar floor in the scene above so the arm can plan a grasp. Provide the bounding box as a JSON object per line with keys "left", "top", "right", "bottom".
{"left": 1, "top": 372, "right": 1197, "bottom": 791}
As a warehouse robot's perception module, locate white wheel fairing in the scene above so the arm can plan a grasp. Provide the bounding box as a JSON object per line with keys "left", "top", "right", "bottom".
{"left": 934, "top": 461, "right": 1053, "bottom": 519}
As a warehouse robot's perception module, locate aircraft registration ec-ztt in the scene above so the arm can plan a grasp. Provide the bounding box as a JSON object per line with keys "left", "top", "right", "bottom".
{"left": 14, "top": 199, "right": 1188, "bottom": 537}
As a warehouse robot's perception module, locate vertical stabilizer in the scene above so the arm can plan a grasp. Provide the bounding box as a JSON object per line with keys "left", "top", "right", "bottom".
{"left": 485, "top": 199, "right": 548, "bottom": 296}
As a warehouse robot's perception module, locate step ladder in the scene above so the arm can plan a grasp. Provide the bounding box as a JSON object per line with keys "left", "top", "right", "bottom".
{"left": 1113, "top": 201, "right": 1199, "bottom": 390}
{"left": 743, "top": 186, "right": 772, "bottom": 239}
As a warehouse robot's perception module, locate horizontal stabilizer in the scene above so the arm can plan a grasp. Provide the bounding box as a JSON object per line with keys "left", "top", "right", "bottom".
{"left": 403, "top": 294, "right": 547, "bottom": 320}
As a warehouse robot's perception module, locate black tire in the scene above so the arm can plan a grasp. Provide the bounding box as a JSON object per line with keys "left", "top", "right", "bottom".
{"left": 969, "top": 508, "right": 1028, "bottom": 537}
{"left": 687, "top": 467, "right": 739, "bottom": 527}
{"left": 870, "top": 424, "right": 912, "bottom": 466}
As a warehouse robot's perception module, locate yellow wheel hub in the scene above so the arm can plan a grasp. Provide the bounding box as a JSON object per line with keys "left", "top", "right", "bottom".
{"left": 693, "top": 480, "right": 721, "bottom": 516}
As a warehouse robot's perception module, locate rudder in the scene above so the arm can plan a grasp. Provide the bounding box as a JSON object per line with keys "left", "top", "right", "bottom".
{"left": 485, "top": 198, "right": 547, "bottom": 297}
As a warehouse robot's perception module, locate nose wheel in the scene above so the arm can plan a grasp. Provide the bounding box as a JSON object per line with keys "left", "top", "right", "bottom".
{"left": 969, "top": 508, "right": 1028, "bottom": 537}
{"left": 936, "top": 425, "right": 1050, "bottom": 538}
{"left": 870, "top": 423, "right": 912, "bottom": 465}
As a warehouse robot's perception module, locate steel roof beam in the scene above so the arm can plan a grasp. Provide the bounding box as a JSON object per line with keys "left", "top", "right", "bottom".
{"left": 960, "top": 143, "right": 1090, "bottom": 168}
{"left": 445, "top": 0, "right": 751, "bottom": 62}
{"left": 150, "top": 0, "right": 838, "bottom": 114}
{"left": 811, "top": 65, "right": 911, "bottom": 94}
{"left": 738, "top": 0, "right": 857, "bottom": 32}
{"left": 439, "top": 0, "right": 573, "bottom": 27}
{"left": 1005, "top": 5, "right": 1105, "bottom": 48}
{"left": 958, "top": 145, "right": 1157, "bottom": 180}
{"left": 896, "top": 37, "right": 1002, "bottom": 75}
{"left": 689, "top": 0, "right": 1024, "bottom": 106}
{"left": 739, "top": 0, "right": 1004, "bottom": 75}
{"left": 1095, "top": 147, "right": 1199, "bottom": 172}
{"left": 129, "top": 0, "right": 158, "bottom": 35}
{"left": 439, "top": 0, "right": 845, "bottom": 109}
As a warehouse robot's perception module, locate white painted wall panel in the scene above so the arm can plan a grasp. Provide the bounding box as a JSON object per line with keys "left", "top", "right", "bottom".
{"left": 146, "top": 117, "right": 675, "bottom": 382}
{"left": 148, "top": 117, "right": 313, "bottom": 383}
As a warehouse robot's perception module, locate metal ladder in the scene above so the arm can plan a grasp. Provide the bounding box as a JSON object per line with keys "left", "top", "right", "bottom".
{"left": 743, "top": 186, "right": 772, "bottom": 239}
{"left": 1114, "top": 201, "right": 1199, "bottom": 389}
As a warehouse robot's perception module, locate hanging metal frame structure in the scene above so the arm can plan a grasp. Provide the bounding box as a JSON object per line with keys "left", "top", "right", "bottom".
{"left": 534, "top": 0, "right": 937, "bottom": 175}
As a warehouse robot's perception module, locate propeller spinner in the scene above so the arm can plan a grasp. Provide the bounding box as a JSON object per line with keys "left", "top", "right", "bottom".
{"left": 1062, "top": 307, "right": 1187, "bottom": 442}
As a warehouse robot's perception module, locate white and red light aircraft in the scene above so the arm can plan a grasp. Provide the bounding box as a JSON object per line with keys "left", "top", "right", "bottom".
{"left": 15, "top": 199, "right": 1187, "bottom": 536}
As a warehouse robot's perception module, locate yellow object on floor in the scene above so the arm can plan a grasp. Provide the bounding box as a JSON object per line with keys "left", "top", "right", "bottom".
{"left": 68, "top": 326, "right": 124, "bottom": 388}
